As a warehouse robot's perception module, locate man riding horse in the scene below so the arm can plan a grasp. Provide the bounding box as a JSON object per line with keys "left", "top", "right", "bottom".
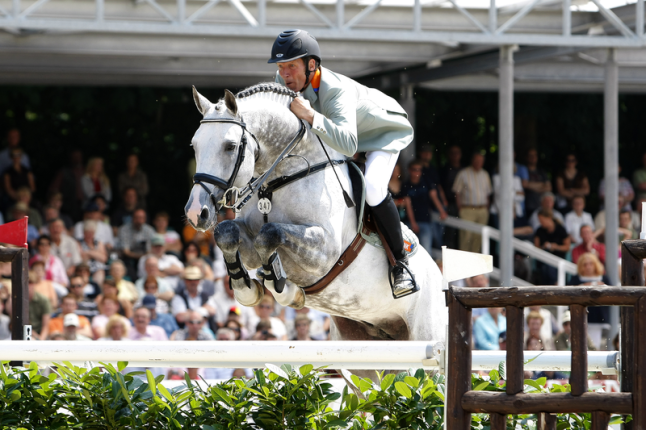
{"left": 268, "top": 29, "right": 418, "bottom": 298}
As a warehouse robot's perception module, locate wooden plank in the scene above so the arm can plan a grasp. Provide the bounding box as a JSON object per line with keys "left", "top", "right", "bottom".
{"left": 461, "top": 392, "right": 632, "bottom": 414}
{"left": 633, "top": 295, "right": 646, "bottom": 429}
{"left": 505, "top": 305, "right": 524, "bottom": 395}
{"left": 9, "top": 248, "right": 28, "bottom": 367}
{"left": 446, "top": 292, "right": 473, "bottom": 430}
{"left": 490, "top": 413, "right": 506, "bottom": 430}
{"left": 450, "top": 286, "right": 644, "bottom": 307}
{"left": 0, "top": 247, "right": 23, "bottom": 262}
{"left": 569, "top": 304, "right": 588, "bottom": 396}
{"left": 537, "top": 413, "right": 557, "bottom": 430}
{"left": 590, "top": 411, "right": 610, "bottom": 430}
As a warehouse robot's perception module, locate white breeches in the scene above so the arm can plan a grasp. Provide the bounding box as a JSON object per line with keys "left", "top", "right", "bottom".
{"left": 365, "top": 150, "right": 399, "bottom": 207}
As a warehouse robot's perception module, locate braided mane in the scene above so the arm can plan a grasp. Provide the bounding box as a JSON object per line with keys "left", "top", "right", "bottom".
{"left": 235, "top": 82, "right": 297, "bottom": 109}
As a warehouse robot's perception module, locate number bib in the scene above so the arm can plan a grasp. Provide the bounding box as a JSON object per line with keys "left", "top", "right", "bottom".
{"left": 257, "top": 198, "right": 272, "bottom": 215}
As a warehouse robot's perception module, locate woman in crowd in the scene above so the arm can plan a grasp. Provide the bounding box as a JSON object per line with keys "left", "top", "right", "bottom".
{"left": 30, "top": 235, "right": 69, "bottom": 287}
{"left": 292, "top": 314, "right": 314, "bottom": 341}
{"left": 224, "top": 318, "right": 245, "bottom": 340}
{"left": 569, "top": 252, "right": 610, "bottom": 324}
{"left": 153, "top": 211, "right": 182, "bottom": 254}
{"left": 29, "top": 259, "right": 63, "bottom": 309}
{"left": 533, "top": 209, "right": 571, "bottom": 284}
{"left": 91, "top": 295, "right": 130, "bottom": 339}
{"left": 181, "top": 241, "right": 214, "bottom": 281}
{"left": 79, "top": 220, "right": 108, "bottom": 285}
{"left": 4, "top": 147, "right": 35, "bottom": 203}
{"left": 254, "top": 295, "right": 287, "bottom": 340}
{"left": 99, "top": 314, "right": 130, "bottom": 341}
{"left": 108, "top": 260, "right": 138, "bottom": 304}
{"left": 134, "top": 276, "right": 169, "bottom": 314}
{"left": 81, "top": 157, "right": 111, "bottom": 206}
{"left": 555, "top": 153, "right": 589, "bottom": 214}
{"left": 94, "top": 278, "right": 133, "bottom": 319}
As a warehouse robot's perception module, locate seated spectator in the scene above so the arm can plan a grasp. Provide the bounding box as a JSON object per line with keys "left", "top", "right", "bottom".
{"left": 0, "top": 128, "right": 30, "bottom": 179}
{"left": 81, "top": 157, "right": 111, "bottom": 207}
{"left": 253, "top": 319, "right": 278, "bottom": 341}
{"left": 553, "top": 311, "right": 596, "bottom": 351}
{"left": 92, "top": 295, "right": 131, "bottom": 339}
{"left": 569, "top": 252, "right": 610, "bottom": 324}
{"left": 41, "top": 205, "right": 73, "bottom": 233}
{"left": 109, "top": 260, "right": 138, "bottom": 304}
{"left": 137, "top": 234, "right": 184, "bottom": 291}
{"left": 171, "top": 266, "right": 215, "bottom": 328}
{"left": 10, "top": 187, "right": 42, "bottom": 227}
{"left": 30, "top": 235, "right": 69, "bottom": 286}
{"left": 181, "top": 241, "right": 215, "bottom": 282}
{"left": 593, "top": 195, "right": 625, "bottom": 240}
{"left": 50, "top": 218, "right": 82, "bottom": 279}
{"left": 74, "top": 263, "right": 101, "bottom": 300}
{"left": 599, "top": 165, "right": 634, "bottom": 210}
{"left": 554, "top": 153, "right": 590, "bottom": 214}
{"left": 63, "top": 313, "right": 92, "bottom": 341}
{"left": 401, "top": 159, "right": 434, "bottom": 253}
{"left": 619, "top": 209, "right": 638, "bottom": 241}
{"left": 134, "top": 258, "right": 174, "bottom": 302}
{"left": 224, "top": 318, "right": 245, "bottom": 340}
{"left": 9, "top": 203, "right": 37, "bottom": 245}
{"left": 73, "top": 202, "right": 115, "bottom": 248}
{"left": 3, "top": 147, "right": 35, "bottom": 204}
{"left": 524, "top": 311, "right": 554, "bottom": 350}
{"left": 533, "top": 209, "right": 571, "bottom": 285}
{"left": 111, "top": 187, "right": 139, "bottom": 231}
{"left": 254, "top": 295, "right": 287, "bottom": 340}
{"left": 99, "top": 314, "right": 131, "bottom": 341}
{"left": 206, "top": 275, "right": 258, "bottom": 333}
{"left": 473, "top": 307, "right": 506, "bottom": 350}
{"left": 564, "top": 196, "right": 594, "bottom": 245}
{"left": 572, "top": 225, "right": 606, "bottom": 265}
{"left": 285, "top": 307, "right": 330, "bottom": 340}
{"left": 128, "top": 307, "right": 168, "bottom": 341}
{"left": 182, "top": 223, "right": 213, "bottom": 258}
{"left": 29, "top": 259, "right": 63, "bottom": 309}
{"left": 529, "top": 192, "right": 564, "bottom": 231}
{"left": 170, "top": 310, "right": 214, "bottom": 341}
{"left": 0, "top": 298, "right": 10, "bottom": 340}
{"left": 135, "top": 276, "right": 170, "bottom": 314}
{"left": 523, "top": 305, "right": 558, "bottom": 343}
{"left": 292, "top": 314, "right": 314, "bottom": 341}
{"left": 91, "top": 194, "right": 111, "bottom": 225}
{"left": 490, "top": 164, "right": 525, "bottom": 229}
{"left": 94, "top": 279, "right": 133, "bottom": 319}
{"left": 67, "top": 274, "right": 99, "bottom": 321}
{"left": 48, "top": 294, "right": 93, "bottom": 338}
{"left": 117, "top": 154, "right": 149, "bottom": 208}
{"left": 28, "top": 271, "right": 52, "bottom": 340}
{"left": 118, "top": 208, "right": 155, "bottom": 280}
{"left": 79, "top": 220, "right": 108, "bottom": 284}
{"left": 141, "top": 294, "right": 178, "bottom": 338}
{"left": 153, "top": 211, "right": 182, "bottom": 254}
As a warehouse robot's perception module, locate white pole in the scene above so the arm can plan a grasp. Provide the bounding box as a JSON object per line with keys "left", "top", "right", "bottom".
{"left": 640, "top": 201, "right": 646, "bottom": 239}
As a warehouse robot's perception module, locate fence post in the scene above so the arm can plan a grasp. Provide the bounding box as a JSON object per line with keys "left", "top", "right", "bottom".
{"left": 569, "top": 304, "right": 588, "bottom": 396}
{"left": 446, "top": 290, "right": 472, "bottom": 430}
{"left": 9, "top": 248, "right": 29, "bottom": 367}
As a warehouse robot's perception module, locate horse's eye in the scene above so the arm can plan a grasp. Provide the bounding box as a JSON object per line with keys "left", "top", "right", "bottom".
{"left": 225, "top": 143, "right": 237, "bottom": 152}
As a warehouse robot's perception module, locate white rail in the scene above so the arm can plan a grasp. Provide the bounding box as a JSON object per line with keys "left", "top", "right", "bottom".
{"left": 0, "top": 341, "right": 619, "bottom": 375}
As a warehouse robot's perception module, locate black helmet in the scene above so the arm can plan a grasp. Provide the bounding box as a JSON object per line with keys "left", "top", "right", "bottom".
{"left": 268, "top": 29, "right": 321, "bottom": 64}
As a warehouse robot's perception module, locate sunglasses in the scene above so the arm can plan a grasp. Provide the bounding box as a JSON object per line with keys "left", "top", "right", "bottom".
{"left": 187, "top": 320, "right": 203, "bottom": 324}
{"left": 71, "top": 284, "right": 84, "bottom": 288}
{"left": 259, "top": 305, "right": 273, "bottom": 310}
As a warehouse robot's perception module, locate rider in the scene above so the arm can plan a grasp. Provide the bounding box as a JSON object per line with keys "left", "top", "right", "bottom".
{"left": 268, "top": 29, "right": 418, "bottom": 299}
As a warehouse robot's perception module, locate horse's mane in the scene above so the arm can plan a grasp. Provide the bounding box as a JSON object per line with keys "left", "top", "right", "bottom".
{"left": 235, "top": 82, "right": 298, "bottom": 109}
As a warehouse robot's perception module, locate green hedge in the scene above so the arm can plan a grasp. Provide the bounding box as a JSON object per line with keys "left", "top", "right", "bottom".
{"left": 0, "top": 361, "right": 626, "bottom": 429}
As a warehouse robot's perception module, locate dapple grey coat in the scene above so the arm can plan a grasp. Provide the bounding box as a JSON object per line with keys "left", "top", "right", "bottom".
{"left": 276, "top": 67, "right": 413, "bottom": 156}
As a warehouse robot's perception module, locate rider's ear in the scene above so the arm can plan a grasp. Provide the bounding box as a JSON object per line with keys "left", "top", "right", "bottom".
{"left": 224, "top": 89, "right": 238, "bottom": 116}
{"left": 192, "top": 86, "right": 212, "bottom": 116}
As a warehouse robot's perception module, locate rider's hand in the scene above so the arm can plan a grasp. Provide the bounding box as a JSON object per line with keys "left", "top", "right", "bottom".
{"left": 291, "top": 97, "right": 315, "bottom": 125}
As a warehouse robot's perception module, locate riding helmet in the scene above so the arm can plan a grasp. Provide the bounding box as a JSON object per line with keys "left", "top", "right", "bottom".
{"left": 267, "top": 29, "right": 321, "bottom": 64}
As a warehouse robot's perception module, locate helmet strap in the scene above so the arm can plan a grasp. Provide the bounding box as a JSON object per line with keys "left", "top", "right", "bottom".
{"left": 300, "top": 58, "right": 315, "bottom": 92}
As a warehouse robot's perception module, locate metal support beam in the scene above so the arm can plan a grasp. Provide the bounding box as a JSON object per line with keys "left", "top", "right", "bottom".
{"left": 499, "top": 45, "right": 515, "bottom": 287}
{"left": 413, "top": 0, "right": 421, "bottom": 32}
{"left": 96, "top": 0, "right": 103, "bottom": 22}
{"left": 637, "top": 0, "right": 644, "bottom": 38}
{"left": 344, "top": 0, "right": 382, "bottom": 30}
{"left": 257, "top": 0, "right": 265, "bottom": 27}
{"left": 177, "top": 0, "right": 185, "bottom": 23}
{"left": 336, "top": 0, "right": 344, "bottom": 29}
{"left": 563, "top": 0, "right": 571, "bottom": 36}
{"left": 604, "top": 48, "right": 619, "bottom": 289}
{"left": 489, "top": 0, "right": 497, "bottom": 33}
{"left": 12, "top": 0, "right": 19, "bottom": 18}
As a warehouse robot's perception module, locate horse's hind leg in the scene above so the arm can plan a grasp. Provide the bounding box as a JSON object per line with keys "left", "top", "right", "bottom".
{"left": 214, "top": 219, "right": 264, "bottom": 307}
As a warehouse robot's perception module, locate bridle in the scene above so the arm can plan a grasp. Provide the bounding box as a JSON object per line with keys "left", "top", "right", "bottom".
{"left": 192, "top": 115, "right": 306, "bottom": 213}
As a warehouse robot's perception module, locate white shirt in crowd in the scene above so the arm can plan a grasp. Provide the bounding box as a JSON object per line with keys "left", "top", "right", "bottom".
{"left": 73, "top": 221, "right": 115, "bottom": 247}
{"left": 51, "top": 233, "right": 82, "bottom": 271}
{"left": 137, "top": 254, "right": 184, "bottom": 291}
{"left": 171, "top": 284, "right": 205, "bottom": 316}
{"left": 564, "top": 210, "right": 595, "bottom": 245}
{"left": 206, "top": 283, "right": 259, "bottom": 335}
{"left": 490, "top": 174, "right": 524, "bottom": 218}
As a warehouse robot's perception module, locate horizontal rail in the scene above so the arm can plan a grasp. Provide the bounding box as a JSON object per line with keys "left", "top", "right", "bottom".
{"left": 451, "top": 286, "right": 646, "bottom": 307}
{"left": 472, "top": 351, "right": 618, "bottom": 374}
{"left": 462, "top": 392, "right": 632, "bottom": 414}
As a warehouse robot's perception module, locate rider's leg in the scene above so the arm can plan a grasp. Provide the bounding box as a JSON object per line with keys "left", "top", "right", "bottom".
{"left": 365, "top": 150, "right": 418, "bottom": 298}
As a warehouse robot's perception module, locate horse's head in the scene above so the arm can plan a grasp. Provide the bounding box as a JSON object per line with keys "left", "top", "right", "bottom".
{"left": 185, "top": 87, "right": 256, "bottom": 231}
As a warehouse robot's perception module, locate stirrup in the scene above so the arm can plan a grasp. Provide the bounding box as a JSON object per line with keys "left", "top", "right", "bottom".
{"left": 225, "top": 251, "right": 251, "bottom": 289}
{"left": 262, "top": 252, "right": 287, "bottom": 294}
{"left": 388, "top": 259, "right": 419, "bottom": 300}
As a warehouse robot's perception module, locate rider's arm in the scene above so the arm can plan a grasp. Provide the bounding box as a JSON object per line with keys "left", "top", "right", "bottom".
{"left": 309, "top": 87, "right": 358, "bottom": 157}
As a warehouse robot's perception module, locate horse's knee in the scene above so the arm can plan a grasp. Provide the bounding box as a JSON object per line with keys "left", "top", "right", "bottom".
{"left": 214, "top": 220, "right": 240, "bottom": 253}
{"left": 254, "top": 223, "right": 286, "bottom": 256}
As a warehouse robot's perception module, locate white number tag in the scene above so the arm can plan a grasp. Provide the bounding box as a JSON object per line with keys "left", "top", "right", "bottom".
{"left": 258, "top": 198, "right": 272, "bottom": 215}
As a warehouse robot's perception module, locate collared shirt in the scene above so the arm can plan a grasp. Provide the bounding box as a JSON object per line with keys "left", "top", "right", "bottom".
{"left": 74, "top": 221, "right": 114, "bottom": 247}
{"left": 134, "top": 276, "right": 174, "bottom": 302}
{"left": 127, "top": 325, "right": 168, "bottom": 341}
{"left": 137, "top": 254, "right": 184, "bottom": 290}
{"left": 118, "top": 223, "right": 155, "bottom": 253}
{"left": 564, "top": 211, "right": 595, "bottom": 244}
{"left": 170, "top": 328, "right": 214, "bottom": 341}
{"left": 51, "top": 234, "right": 82, "bottom": 271}
{"left": 473, "top": 312, "right": 506, "bottom": 351}
{"left": 452, "top": 167, "right": 492, "bottom": 207}
{"left": 170, "top": 285, "right": 204, "bottom": 316}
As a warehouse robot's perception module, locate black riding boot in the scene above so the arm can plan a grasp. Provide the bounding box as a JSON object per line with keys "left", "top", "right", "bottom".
{"left": 371, "top": 194, "right": 419, "bottom": 299}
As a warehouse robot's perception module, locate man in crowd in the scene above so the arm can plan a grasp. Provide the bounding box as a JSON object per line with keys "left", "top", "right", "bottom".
{"left": 170, "top": 266, "right": 215, "bottom": 327}
{"left": 440, "top": 145, "right": 462, "bottom": 249}
{"left": 134, "top": 256, "right": 174, "bottom": 301}
{"left": 73, "top": 202, "right": 114, "bottom": 248}
{"left": 63, "top": 313, "right": 92, "bottom": 341}
{"left": 137, "top": 234, "right": 184, "bottom": 290}
{"left": 117, "top": 155, "right": 149, "bottom": 209}
{"left": 418, "top": 145, "right": 448, "bottom": 247}
{"left": 29, "top": 271, "right": 51, "bottom": 340}
{"left": 0, "top": 128, "right": 30, "bottom": 176}
{"left": 111, "top": 187, "right": 139, "bottom": 231}
{"left": 142, "top": 294, "right": 178, "bottom": 338}
{"left": 49, "top": 218, "right": 82, "bottom": 278}
{"left": 553, "top": 311, "right": 596, "bottom": 351}
{"left": 118, "top": 208, "right": 155, "bottom": 280}
{"left": 529, "top": 192, "right": 564, "bottom": 231}
{"left": 523, "top": 148, "right": 551, "bottom": 216}
{"left": 452, "top": 150, "right": 492, "bottom": 253}
{"left": 128, "top": 307, "right": 168, "bottom": 340}
{"left": 67, "top": 274, "right": 99, "bottom": 320}
{"left": 565, "top": 196, "right": 595, "bottom": 245}
{"left": 48, "top": 294, "right": 93, "bottom": 338}
{"left": 572, "top": 225, "right": 606, "bottom": 265}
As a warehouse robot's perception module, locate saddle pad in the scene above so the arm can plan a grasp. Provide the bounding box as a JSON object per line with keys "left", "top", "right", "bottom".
{"left": 363, "top": 222, "right": 420, "bottom": 258}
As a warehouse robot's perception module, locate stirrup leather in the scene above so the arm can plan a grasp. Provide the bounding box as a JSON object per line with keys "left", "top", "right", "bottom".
{"left": 388, "top": 258, "right": 420, "bottom": 299}
{"left": 262, "top": 252, "right": 287, "bottom": 294}
{"left": 225, "top": 251, "right": 251, "bottom": 289}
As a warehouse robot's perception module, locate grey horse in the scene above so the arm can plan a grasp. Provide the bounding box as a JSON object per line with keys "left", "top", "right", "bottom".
{"left": 185, "top": 84, "right": 447, "bottom": 342}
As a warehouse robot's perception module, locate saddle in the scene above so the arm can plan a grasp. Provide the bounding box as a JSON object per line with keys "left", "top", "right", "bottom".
{"left": 302, "top": 161, "right": 419, "bottom": 295}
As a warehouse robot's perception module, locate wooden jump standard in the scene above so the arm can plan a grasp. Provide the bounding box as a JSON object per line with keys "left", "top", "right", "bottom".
{"left": 445, "top": 240, "right": 646, "bottom": 430}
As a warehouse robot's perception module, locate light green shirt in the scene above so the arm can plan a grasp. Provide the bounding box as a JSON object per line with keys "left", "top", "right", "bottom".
{"left": 276, "top": 67, "right": 413, "bottom": 156}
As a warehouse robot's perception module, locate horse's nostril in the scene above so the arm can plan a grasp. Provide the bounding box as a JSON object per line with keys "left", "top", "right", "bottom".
{"left": 200, "top": 206, "right": 209, "bottom": 221}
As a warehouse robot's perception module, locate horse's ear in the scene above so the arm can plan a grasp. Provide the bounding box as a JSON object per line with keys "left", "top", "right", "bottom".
{"left": 224, "top": 89, "right": 238, "bottom": 116}
{"left": 192, "top": 86, "right": 211, "bottom": 116}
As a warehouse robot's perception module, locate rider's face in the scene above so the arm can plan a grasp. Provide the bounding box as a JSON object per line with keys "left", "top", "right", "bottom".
{"left": 278, "top": 59, "right": 313, "bottom": 92}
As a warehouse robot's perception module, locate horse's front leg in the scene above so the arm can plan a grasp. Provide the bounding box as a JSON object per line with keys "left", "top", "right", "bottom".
{"left": 214, "top": 219, "right": 264, "bottom": 307}
{"left": 254, "top": 222, "right": 333, "bottom": 308}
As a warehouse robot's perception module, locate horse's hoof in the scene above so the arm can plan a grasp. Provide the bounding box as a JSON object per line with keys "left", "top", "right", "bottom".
{"left": 235, "top": 279, "right": 265, "bottom": 307}
{"left": 288, "top": 287, "right": 306, "bottom": 310}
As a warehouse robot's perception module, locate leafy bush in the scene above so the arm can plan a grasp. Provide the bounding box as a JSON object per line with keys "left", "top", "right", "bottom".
{"left": 0, "top": 361, "right": 624, "bottom": 430}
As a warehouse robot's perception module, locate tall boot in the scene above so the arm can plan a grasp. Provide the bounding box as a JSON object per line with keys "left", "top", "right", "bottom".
{"left": 371, "top": 194, "right": 419, "bottom": 299}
